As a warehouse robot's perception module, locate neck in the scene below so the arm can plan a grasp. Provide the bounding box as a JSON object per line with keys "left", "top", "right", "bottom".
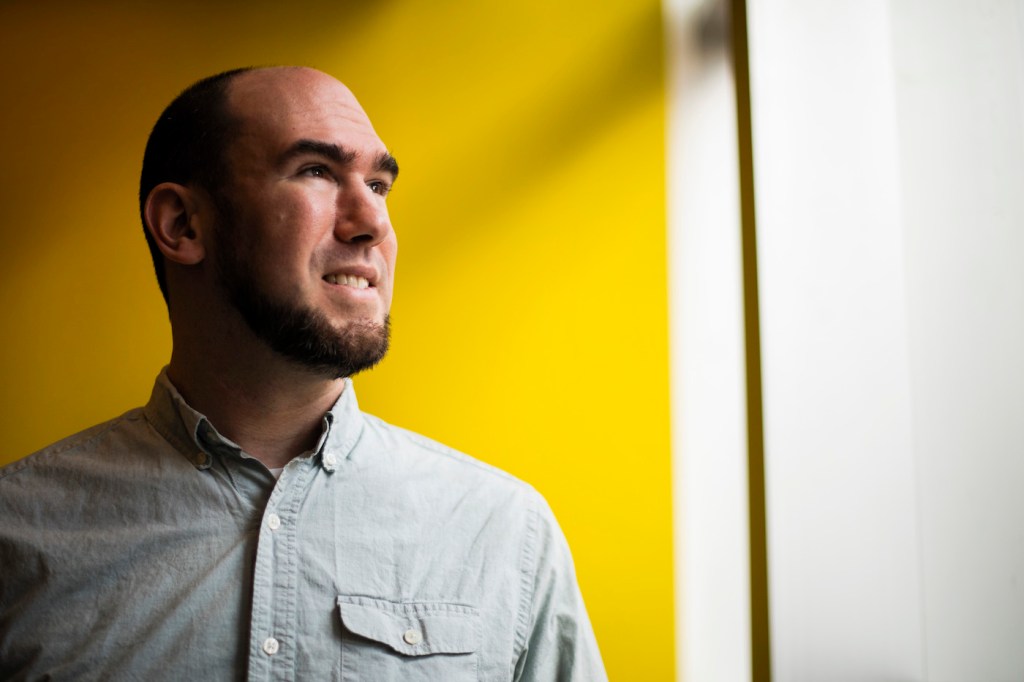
{"left": 167, "top": 321, "right": 345, "bottom": 470}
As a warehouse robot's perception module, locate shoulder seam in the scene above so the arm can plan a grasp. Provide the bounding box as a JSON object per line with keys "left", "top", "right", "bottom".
{"left": 512, "top": 492, "right": 541, "bottom": 664}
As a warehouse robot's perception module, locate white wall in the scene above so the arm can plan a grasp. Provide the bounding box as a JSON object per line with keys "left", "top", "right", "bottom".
{"left": 747, "top": 0, "right": 1024, "bottom": 679}
{"left": 891, "top": 1, "right": 1024, "bottom": 678}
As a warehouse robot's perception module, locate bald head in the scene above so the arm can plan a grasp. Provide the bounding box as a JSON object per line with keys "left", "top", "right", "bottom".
{"left": 227, "top": 67, "right": 369, "bottom": 126}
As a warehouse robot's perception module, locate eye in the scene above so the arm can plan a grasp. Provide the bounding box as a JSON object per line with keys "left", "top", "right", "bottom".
{"left": 300, "top": 164, "right": 332, "bottom": 179}
{"left": 368, "top": 180, "right": 391, "bottom": 197}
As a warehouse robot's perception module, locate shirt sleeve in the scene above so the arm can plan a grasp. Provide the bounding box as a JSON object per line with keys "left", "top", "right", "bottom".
{"left": 513, "top": 493, "right": 608, "bottom": 682}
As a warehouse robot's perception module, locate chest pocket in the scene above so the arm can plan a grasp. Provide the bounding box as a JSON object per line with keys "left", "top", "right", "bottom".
{"left": 337, "top": 595, "right": 480, "bottom": 681}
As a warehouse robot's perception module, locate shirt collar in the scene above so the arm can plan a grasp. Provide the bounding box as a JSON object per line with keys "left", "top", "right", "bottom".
{"left": 143, "top": 367, "right": 366, "bottom": 472}
{"left": 315, "top": 378, "right": 366, "bottom": 472}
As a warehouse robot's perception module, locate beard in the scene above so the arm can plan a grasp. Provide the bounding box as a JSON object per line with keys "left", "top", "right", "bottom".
{"left": 211, "top": 197, "right": 390, "bottom": 380}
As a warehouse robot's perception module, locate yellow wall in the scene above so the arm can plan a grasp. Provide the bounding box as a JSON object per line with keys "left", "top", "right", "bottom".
{"left": 0, "top": 2, "right": 673, "bottom": 677}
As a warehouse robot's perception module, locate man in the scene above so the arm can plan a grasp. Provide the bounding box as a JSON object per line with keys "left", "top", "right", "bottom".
{"left": 0, "top": 67, "right": 605, "bottom": 680}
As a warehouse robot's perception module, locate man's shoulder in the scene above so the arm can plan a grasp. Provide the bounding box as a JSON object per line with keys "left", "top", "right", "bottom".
{"left": 357, "top": 411, "right": 542, "bottom": 502}
{"left": 1, "top": 408, "right": 149, "bottom": 485}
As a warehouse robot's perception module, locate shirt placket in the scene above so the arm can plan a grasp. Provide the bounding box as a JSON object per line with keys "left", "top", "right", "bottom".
{"left": 247, "top": 462, "right": 314, "bottom": 682}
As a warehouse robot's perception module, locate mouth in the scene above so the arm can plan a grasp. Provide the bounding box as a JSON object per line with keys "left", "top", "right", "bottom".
{"left": 323, "top": 273, "right": 372, "bottom": 289}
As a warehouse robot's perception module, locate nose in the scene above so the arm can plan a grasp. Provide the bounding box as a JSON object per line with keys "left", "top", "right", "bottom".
{"left": 334, "top": 184, "right": 391, "bottom": 246}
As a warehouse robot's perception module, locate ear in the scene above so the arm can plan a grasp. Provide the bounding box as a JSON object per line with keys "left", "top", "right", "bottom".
{"left": 143, "top": 182, "right": 211, "bottom": 266}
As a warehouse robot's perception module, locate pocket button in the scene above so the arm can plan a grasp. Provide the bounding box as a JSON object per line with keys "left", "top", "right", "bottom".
{"left": 403, "top": 629, "right": 423, "bottom": 646}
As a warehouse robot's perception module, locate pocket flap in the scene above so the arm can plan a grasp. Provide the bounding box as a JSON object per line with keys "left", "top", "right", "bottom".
{"left": 337, "top": 595, "right": 480, "bottom": 656}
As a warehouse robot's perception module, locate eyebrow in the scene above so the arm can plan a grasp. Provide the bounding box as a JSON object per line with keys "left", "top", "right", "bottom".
{"left": 375, "top": 152, "right": 399, "bottom": 181}
{"left": 280, "top": 139, "right": 399, "bottom": 181}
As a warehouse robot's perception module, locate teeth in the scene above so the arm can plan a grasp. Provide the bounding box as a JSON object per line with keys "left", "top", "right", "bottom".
{"left": 325, "top": 274, "right": 369, "bottom": 289}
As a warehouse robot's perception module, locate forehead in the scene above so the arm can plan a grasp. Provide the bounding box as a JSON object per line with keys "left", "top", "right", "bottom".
{"left": 225, "top": 68, "right": 386, "bottom": 158}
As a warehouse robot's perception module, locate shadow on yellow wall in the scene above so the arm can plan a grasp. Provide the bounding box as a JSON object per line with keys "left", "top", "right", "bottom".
{"left": 0, "top": 1, "right": 673, "bottom": 677}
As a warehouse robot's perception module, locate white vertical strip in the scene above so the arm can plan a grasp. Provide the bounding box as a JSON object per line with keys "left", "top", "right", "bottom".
{"left": 747, "top": 1, "right": 925, "bottom": 679}
{"left": 665, "top": 1, "right": 752, "bottom": 680}
{"left": 891, "top": 1, "right": 1024, "bottom": 677}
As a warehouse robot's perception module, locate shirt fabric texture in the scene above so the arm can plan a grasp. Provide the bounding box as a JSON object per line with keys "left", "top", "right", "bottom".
{"left": 0, "top": 371, "right": 606, "bottom": 681}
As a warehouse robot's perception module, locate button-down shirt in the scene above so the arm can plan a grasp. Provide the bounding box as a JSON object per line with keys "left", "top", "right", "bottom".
{"left": 0, "top": 371, "right": 606, "bottom": 681}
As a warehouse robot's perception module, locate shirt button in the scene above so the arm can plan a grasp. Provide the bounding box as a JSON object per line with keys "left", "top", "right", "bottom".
{"left": 267, "top": 513, "right": 281, "bottom": 530}
{"left": 262, "top": 637, "right": 280, "bottom": 655}
{"left": 323, "top": 452, "right": 337, "bottom": 471}
{"left": 403, "top": 629, "right": 422, "bottom": 645}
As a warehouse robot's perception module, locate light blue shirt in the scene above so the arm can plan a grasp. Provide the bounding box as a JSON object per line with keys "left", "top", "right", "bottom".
{"left": 0, "top": 371, "right": 606, "bottom": 680}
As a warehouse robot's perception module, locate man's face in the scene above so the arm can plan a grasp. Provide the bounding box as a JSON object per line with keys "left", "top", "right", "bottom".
{"left": 209, "top": 68, "right": 398, "bottom": 379}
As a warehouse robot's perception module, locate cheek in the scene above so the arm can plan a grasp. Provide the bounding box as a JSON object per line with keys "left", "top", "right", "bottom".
{"left": 238, "top": 231, "right": 310, "bottom": 297}
{"left": 294, "top": 193, "right": 336, "bottom": 226}
{"left": 261, "top": 197, "right": 327, "bottom": 267}
{"left": 266, "top": 182, "right": 333, "bottom": 226}
{"left": 384, "top": 232, "right": 398, "bottom": 269}
{"left": 384, "top": 241, "right": 399, "bottom": 289}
